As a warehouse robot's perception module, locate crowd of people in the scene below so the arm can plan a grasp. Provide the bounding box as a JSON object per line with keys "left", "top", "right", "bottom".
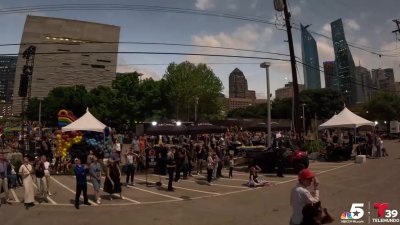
{"left": 321, "top": 130, "right": 389, "bottom": 160}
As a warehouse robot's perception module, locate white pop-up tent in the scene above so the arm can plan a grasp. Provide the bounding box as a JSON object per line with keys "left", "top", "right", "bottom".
{"left": 62, "top": 108, "right": 107, "bottom": 132}
{"left": 319, "top": 107, "right": 375, "bottom": 129}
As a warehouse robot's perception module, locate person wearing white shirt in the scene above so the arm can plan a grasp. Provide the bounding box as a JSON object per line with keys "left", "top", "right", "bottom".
{"left": 42, "top": 156, "right": 52, "bottom": 196}
{"left": 290, "top": 169, "right": 320, "bottom": 225}
{"left": 115, "top": 140, "right": 122, "bottom": 158}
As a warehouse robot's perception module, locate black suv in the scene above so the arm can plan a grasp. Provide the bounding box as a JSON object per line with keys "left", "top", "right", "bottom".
{"left": 238, "top": 138, "right": 309, "bottom": 173}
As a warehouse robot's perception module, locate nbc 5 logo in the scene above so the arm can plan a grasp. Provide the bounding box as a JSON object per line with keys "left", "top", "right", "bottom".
{"left": 349, "top": 203, "right": 364, "bottom": 219}
{"left": 341, "top": 203, "right": 364, "bottom": 220}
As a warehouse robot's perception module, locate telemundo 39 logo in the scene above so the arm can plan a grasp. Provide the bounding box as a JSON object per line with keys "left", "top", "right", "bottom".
{"left": 341, "top": 202, "right": 399, "bottom": 224}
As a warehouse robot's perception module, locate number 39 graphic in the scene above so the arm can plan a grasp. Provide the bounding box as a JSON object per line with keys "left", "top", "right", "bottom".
{"left": 385, "top": 210, "right": 398, "bottom": 218}
{"left": 350, "top": 203, "right": 365, "bottom": 219}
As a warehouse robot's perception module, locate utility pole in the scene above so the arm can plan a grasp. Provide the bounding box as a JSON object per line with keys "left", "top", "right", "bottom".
{"left": 393, "top": 19, "right": 400, "bottom": 40}
{"left": 277, "top": 0, "right": 301, "bottom": 135}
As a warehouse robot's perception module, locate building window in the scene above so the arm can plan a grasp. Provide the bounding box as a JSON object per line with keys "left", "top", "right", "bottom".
{"left": 91, "top": 64, "right": 105, "bottom": 69}
{"left": 97, "top": 59, "right": 111, "bottom": 63}
{"left": 82, "top": 54, "right": 90, "bottom": 57}
{"left": 62, "top": 63, "right": 71, "bottom": 66}
{"left": 81, "top": 63, "right": 89, "bottom": 66}
{"left": 57, "top": 49, "right": 71, "bottom": 52}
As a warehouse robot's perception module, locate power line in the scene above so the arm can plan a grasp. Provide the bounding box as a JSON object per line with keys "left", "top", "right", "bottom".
{"left": 18, "top": 62, "right": 283, "bottom": 70}
{"left": 0, "top": 41, "right": 291, "bottom": 57}
{"left": 292, "top": 23, "right": 400, "bottom": 57}
{"left": 296, "top": 59, "right": 400, "bottom": 94}
{"left": 0, "top": 50, "right": 290, "bottom": 62}
{"left": 0, "top": 3, "right": 277, "bottom": 25}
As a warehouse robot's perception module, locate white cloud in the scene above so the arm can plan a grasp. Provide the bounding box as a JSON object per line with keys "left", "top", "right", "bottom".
{"left": 188, "top": 24, "right": 275, "bottom": 64}
{"left": 250, "top": 0, "right": 258, "bottom": 9}
{"left": 117, "top": 64, "right": 161, "bottom": 80}
{"left": 227, "top": 3, "right": 238, "bottom": 10}
{"left": 195, "top": 0, "right": 215, "bottom": 10}
{"left": 344, "top": 19, "right": 360, "bottom": 31}
{"left": 322, "top": 23, "right": 331, "bottom": 34}
{"left": 290, "top": 5, "right": 302, "bottom": 16}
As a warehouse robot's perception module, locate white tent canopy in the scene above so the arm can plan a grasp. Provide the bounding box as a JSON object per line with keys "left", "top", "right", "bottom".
{"left": 62, "top": 108, "right": 107, "bottom": 132}
{"left": 319, "top": 107, "right": 375, "bottom": 129}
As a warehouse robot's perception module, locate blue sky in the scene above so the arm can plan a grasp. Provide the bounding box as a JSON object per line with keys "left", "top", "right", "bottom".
{"left": 0, "top": 0, "right": 399, "bottom": 98}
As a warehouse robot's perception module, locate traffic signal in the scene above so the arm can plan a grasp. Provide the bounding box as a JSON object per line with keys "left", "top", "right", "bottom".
{"left": 18, "top": 73, "right": 29, "bottom": 97}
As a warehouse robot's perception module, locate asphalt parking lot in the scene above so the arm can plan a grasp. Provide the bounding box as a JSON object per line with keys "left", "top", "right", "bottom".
{"left": 7, "top": 160, "right": 354, "bottom": 207}
{"left": 3, "top": 141, "right": 400, "bottom": 225}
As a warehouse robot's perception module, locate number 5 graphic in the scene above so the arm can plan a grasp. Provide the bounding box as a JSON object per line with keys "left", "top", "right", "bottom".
{"left": 350, "top": 203, "right": 364, "bottom": 219}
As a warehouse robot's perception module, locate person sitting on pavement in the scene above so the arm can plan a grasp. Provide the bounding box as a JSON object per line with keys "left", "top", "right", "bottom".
{"left": 247, "top": 163, "right": 268, "bottom": 187}
{"left": 290, "top": 169, "right": 320, "bottom": 225}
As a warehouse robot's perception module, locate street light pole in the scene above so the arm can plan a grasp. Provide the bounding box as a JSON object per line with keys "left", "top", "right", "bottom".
{"left": 39, "top": 99, "right": 42, "bottom": 138}
{"left": 302, "top": 103, "right": 306, "bottom": 134}
{"left": 194, "top": 97, "right": 199, "bottom": 124}
{"left": 260, "top": 62, "right": 271, "bottom": 148}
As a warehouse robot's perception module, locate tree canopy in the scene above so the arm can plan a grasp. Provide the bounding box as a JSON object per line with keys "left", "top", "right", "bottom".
{"left": 163, "top": 61, "right": 224, "bottom": 121}
{"left": 24, "top": 63, "right": 224, "bottom": 128}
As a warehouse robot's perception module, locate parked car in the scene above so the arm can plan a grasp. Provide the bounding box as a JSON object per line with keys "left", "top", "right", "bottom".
{"left": 237, "top": 138, "right": 309, "bottom": 173}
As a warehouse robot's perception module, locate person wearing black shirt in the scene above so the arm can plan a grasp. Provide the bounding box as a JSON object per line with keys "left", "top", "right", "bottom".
{"left": 166, "top": 151, "right": 176, "bottom": 191}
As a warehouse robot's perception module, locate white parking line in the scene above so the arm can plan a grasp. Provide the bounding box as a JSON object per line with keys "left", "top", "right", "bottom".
{"left": 126, "top": 185, "right": 183, "bottom": 201}
{"left": 277, "top": 163, "right": 354, "bottom": 184}
{"left": 51, "top": 176, "right": 97, "bottom": 206}
{"left": 32, "top": 182, "right": 57, "bottom": 205}
{"left": 315, "top": 163, "right": 354, "bottom": 174}
{"left": 10, "top": 189, "right": 20, "bottom": 203}
{"left": 135, "top": 177, "right": 220, "bottom": 195}
{"left": 84, "top": 179, "right": 140, "bottom": 204}
{"left": 152, "top": 174, "right": 248, "bottom": 189}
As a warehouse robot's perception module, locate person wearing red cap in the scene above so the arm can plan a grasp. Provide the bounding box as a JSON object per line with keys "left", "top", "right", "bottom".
{"left": 290, "top": 169, "right": 320, "bottom": 225}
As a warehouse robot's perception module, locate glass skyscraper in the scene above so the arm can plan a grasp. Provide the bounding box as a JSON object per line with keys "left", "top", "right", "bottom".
{"left": 323, "top": 61, "right": 339, "bottom": 91}
{"left": 301, "top": 24, "right": 321, "bottom": 89}
{"left": 0, "top": 56, "right": 17, "bottom": 117}
{"left": 331, "top": 19, "right": 360, "bottom": 104}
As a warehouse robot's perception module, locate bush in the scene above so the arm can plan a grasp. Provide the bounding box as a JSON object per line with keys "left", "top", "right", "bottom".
{"left": 302, "top": 140, "right": 326, "bottom": 153}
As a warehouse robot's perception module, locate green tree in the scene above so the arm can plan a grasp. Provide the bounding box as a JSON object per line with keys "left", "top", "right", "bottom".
{"left": 136, "top": 78, "right": 172, "bottom": 121}
{"left": 300, "top": 88, "right": 344, "bottom": 120}
{"left": 85, "top": 85, "right": 116, "bottom": 122}
{"left": 163, "top": 61, "right": 223, "bottom": 121}
{"left": 365, "top": 92, "right": 400, "bottom": 131}
{"left": 111, "top": 72, "right": 142, "bottom": 125}
{"left": 25, "top": 85, "right": 88, "bottom": 126}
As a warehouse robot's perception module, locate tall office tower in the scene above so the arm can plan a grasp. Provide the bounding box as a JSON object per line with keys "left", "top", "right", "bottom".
{"left": 229, "top": 68, "right": 248, "bottom": 98}
{"left": 301, "top": 24, "right": 321, "bottom": 89}
{"left": 0, "top": 56, "right": 17, "bottom": 117}
{"left": 323, "top": 61, "right": 338, "bottom": 91}
{"left": 355, "top": 66, "right": 373, "bottom": 102}
{"left": 331, "top": 19, "right": 358, "bottom": 104}
{"left": 371, "top": 68, "right": 395, "bottom": 93}
{"left": 12, "top": 15, "right": 120, "bottom": 115}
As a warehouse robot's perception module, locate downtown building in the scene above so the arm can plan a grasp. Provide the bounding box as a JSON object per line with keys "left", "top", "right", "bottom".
{"left": 331, "top": 18, "right": 362, "bottom": 104}
{"left": 301, "top": 24, "right": 321, "bottom": 89}
{"left": 323, "top": 61, "right": 339, "bottom": 91}
{"left": 227, "top": 68, "right": 263, "bottom": 110}
{"left": 275, "top": 82, "right": 305, "bottom": 100}
{"left": 355, "top": 66, "right": 373, "bottom": 102}
{"left": 0, "top": 56, "right": 17, "bottom": 117}
{"left": 12, "top": 15, "right": 120, "bottom": 115}
{"left": 371, "top": 68, "right": 395, "bottom": 96}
